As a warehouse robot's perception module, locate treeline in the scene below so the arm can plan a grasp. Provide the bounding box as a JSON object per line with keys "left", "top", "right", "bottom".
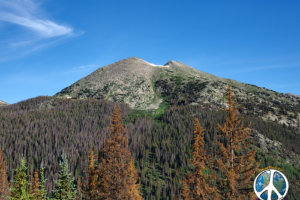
{"left": 0, "top": 92, "right": 299, "bottom": 199}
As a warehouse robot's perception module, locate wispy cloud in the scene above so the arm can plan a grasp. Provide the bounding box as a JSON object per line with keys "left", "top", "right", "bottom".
{"left": 0, "top": 1, "right": 72, "bottom": 38}
{"left": 74, "top": 64, "right": 99, "bottom": 69}
{"left": 0, "top": 0, "right": 83, "bottom": 61}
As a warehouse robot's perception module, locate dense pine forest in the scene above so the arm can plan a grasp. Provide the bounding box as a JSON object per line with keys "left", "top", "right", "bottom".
{"left": 0, "top": 89, "right": 300, "bottom": 199}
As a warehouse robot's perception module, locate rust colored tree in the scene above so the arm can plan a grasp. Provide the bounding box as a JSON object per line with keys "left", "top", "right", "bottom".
{"left": 181, "top": 118, "right": 220, "bottom": 200}
{"left": 126, "top": 159, "right": 142, "bottom": 200}
{"left": 214, "top": 86, "right": 261, "bottom": 199}
{"left": 0, "top": 148, "right": 10, "bottom": 200}
{"left": 29, "top": 169, "right": 39, "bottom": 199}
{"left": 76, "top": 177, "right": 82, "bottom": 200}
{"left": 83, "top": 146, "right": 98, "bottom": 200}
{"left": 96, "top": 104, "right": 142, "bottom": 199}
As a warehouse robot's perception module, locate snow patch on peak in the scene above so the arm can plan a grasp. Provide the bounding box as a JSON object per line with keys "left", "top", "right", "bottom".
{"left": 143, "top": 60, "right": 169, "bottom": 68}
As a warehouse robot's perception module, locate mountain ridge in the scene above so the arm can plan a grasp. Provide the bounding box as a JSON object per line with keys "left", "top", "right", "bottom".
{"left": 55, "top": 57, "right": 300, "bottom": 129}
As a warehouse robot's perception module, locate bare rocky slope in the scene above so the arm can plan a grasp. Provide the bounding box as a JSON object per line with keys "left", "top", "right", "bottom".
{"left": 0, "top": 100, "right": 9, "bottom": 107}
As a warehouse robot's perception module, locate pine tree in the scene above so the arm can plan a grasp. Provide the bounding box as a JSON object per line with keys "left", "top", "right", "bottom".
{"left": 181, "top": 177, "right": 192, "bottom": 200}
{"left": 181, "top": 118, "right": 220, "bottom": 200}
{"left": 84, "top": 146, "right": 97, "bottom": 200}
{"left": 214, "top": 86, "right": 261, "bottom": 199}
{"left": 97, "top": 104, "right": 142, "bottom": 199}
{"left": 76, "top": 177, "right": 82, "bottom": 200}
{"left": 0, "top": 148, "right": 10, "bottom": 199}
{"left": 126, "top": 159, "right": 142, "bottom": 200}
{"left": 36, "top": 159, "right": 47, "bottom": 200}
{"left": 7, "top": 156, "right": 34, "bottom": 200}
{"left": 51, "top": 151, "right": 77, "bottom": 200}
{"left": 29, "top": 169, "right": 39, "bottom": 199}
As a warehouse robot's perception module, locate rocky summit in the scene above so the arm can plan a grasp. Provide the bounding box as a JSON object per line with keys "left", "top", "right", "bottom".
{"left": 55, "top": 57, "right": 205, "bottom": 109}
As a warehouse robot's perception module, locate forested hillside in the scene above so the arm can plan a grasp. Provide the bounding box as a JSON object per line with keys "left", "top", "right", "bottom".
{"left": 0, "top": 95, "right": 299, "bottom": 199}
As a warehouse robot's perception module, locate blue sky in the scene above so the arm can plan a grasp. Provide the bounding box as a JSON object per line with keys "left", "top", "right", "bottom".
{"left": 1, "top": 0, "right": 300, "bottom": 104}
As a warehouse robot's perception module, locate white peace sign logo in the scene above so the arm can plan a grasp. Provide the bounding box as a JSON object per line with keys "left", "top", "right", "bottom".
{"left": 253, "top": 169, "right": 289, "bottom": 200}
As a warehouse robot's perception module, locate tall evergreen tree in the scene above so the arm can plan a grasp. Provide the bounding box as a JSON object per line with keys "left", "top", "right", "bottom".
{"left": 181, "top": 118, "right": 220, "bottom": 200}
{"left": 51, "top": 151, "right": 77, "bottom": 200}
{"left": 7, "top": 156, "right": 34, "bottom": 200}
{"left": 36, "top": 159, "right": 47, "bottom": 200}
{"left": 126, "top": 159, "right": 142, "bottom": 200}
{"left": 97, "top": 104, "right": 142, "bottom": 199}
{"left": 76, "top": 177, "right": 82, "bottom": 200}
{"left": 214, "top": 86, "right": 261, "bottom": 199}
{"left": 0, "top": 148, "right": 10, "bottom": 199}
{"left": 84, "top": 146, "right": 97, "bottom": 200}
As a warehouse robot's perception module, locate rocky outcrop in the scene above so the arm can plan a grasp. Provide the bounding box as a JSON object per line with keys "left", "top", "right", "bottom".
{"left": 254, "top": 130, "right": 300, "bottom": 167}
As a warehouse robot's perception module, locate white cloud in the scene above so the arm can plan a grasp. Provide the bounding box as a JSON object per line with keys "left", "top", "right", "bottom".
{"left": 0, "top": 0, "right": 82, "bottom": 60}
{"left": 74, "top": 64, "right": 98, "bottom": 69}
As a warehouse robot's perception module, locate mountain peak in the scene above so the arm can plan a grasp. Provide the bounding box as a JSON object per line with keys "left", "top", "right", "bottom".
{"left": 126, "top": 57, "right": 143, "bottom": 61}
{"left": 54, "top": 57, "right": 192, "bottom": 108}
{"left": 164, "top": 60, "right": 177, "bottom": 66}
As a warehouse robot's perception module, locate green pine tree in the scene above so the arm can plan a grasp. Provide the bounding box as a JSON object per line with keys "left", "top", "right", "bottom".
{"left": 51, "top": 151, "right": 77, "bottom": 200}
{"left": 6, "top": 156, "right": 34, "bottom": 200}
{"left": 36, "top": 159, "right": 47, "bottom": 200}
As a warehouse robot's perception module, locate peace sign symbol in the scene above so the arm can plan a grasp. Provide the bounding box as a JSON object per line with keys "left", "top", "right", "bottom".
{"left": 253, "top": 169, "right": 289, "bottom": 200}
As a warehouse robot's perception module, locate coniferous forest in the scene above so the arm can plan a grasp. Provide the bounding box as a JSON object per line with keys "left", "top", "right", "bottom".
{"left": 0, "top": 87, "right": 300, "bottom": 199}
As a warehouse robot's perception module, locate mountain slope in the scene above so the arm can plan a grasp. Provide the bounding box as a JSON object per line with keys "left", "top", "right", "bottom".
{"left": 287, "top": 93, "right": 300, "bottom": 98}
{"left": 0, "top": 100, "right": 9, "bottom": 107}
{"left": 1, "top": 57, "right": 299, "bottom": 199}
{"left": 55, "top": 57, "right": 300, "bottom": 129}
{"left": 0, "top": 96, "right": 299, "bottom": 199}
